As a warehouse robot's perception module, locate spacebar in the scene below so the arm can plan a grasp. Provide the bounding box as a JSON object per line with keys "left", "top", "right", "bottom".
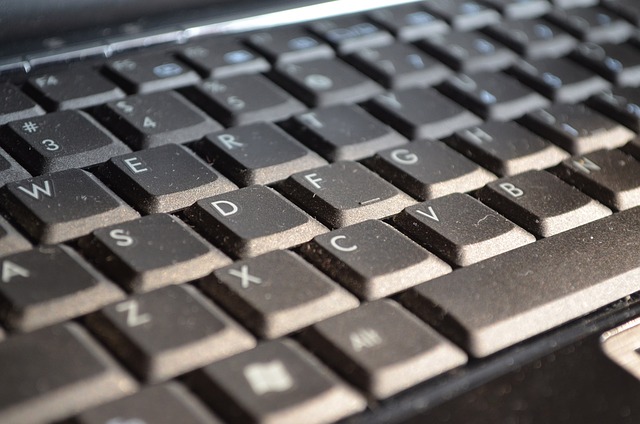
{"left": 401, "top": 207, "right": 640, "bottom": 357}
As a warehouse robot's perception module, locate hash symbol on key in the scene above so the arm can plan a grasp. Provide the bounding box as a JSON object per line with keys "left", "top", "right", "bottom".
{"left": 229, "top": 265, "right": 262, "bottom": 288}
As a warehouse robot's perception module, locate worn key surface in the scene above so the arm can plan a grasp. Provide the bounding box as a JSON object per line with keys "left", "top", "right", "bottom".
{"left": 0, "top": 323, "right": 137, "bottom": 424}
{"left": 86, "top": 284, "right": 255, "bottom": 382}
{"left": 400, "top": 207, "right": 640, "bottom": 357}
{"left": 203, "top": 250, "right": 358, "bottom": 338}
{"left": 0, "top": 83, "right": 44, "bottom": 125}
{"left": 0, "top": 215, "right": 30, "bottom": 258}
{"left": 0, "top": 147, "right": 30, "bottom": 187}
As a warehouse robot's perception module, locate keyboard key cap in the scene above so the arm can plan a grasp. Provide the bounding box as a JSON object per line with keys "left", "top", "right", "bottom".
{"left": 202, "top": 250, "right": 358, "bottom": 338}
{"left": 477, "top": 170, "right": 611, "bottom": 237}
{"left": 80, "top": 214, "right": 231, "bottom": 292}
{"left": 548, "top": 6, "right": 634, "bottom": 44}
{"left": 347, "top": 42, "right": 451, "bottom": 89}
{"left": 365, "top": 138, "right": 496, "bottom": 200}
{"left": 448, "top": 121, "right": 569, "bottom": 176}
{"left": 440, "top": 72, "right": 549, "bottom": 121}
{"left": 279, "top": 161, "right": 415, "bottom": 228}
{"left": 310, "top": 16, "right": 393, "bottom": 54}
{"left": 394, "top": 193, "right": 535, "bottom": 266}
{"left": 419, "top": 30, "right": 515, "bottom": 72}
{"left": 603, "top": 0, "right": 640, "bottom": 26}
{"left": 1, "top": 110, "right": 130, "bottom": 175}
{"left": 100, "top": 144, "right": 236, "bottom": 214}
{"left": 95, "top": 91, "right": 222, "bottom": 150}
{"left": 423, "top": 0, "right": 501, "bottom": 31}
{"left": 0, "top": 147, "right": 30, "bottom": 186}
{"left": 72, "top": 383, "right": 223, "bottom": 424}
{"left": 194, "top": 123, "right": 325, "bottom": 186}
{"left": 369, "top": 4, "right": 449, "bottom": 41}
{"left": 248, "top": 28, "right": 334, "bottom": 64}
{"left": 187, "top": 339, "right": 366, "bottom": 424}
{"left": 181, "top": 74, "right": 305, "bottom": 127}
{"left": 282, "top": 104, "right": 407, "bottom": 161}
{"left": 481, "top": 0, "right": 551, "bottom": 20}
{"left": 301, "top": 299, "right": 467, "bottom": 398}
{"left": 521, "top": 104, "right": 635, "bottom": 154}
{"left": 0, "top": 215, "right": 30, "bottom": 258}
{"left": 485, "top": 19, "right": 576, "bottom": 60}
{"left": 510, "top": 57, "right": 610, "bottom": 103}
{"left": 552, "top": 149, "right": 640, "bottom": 211}
{"left": 178, "top": 39, "right": 270, "bottom": 78}
{"left": 86, "top": 285, "right": 255, "bottom": 382}
{"left": 0, "top": 323, "right": 136, "bottom": 424}
{"left": 572, "top": 42, "right": 640, "bottom": 86}
{"left": 104, "top": 54, "right": 200, "bottom": 93}
{"left": 365, "top": 88, "right": 482, "bottom": 139}
{"left": 272, "top": 58, "right": 383, "bottom": 107}
{"left": 185, "top": 185, "right": 326, "bottom": 258}
{"left": 0, "top": 83, "right": 44, "bottom": 125}
{"left": 24, "top": 67, "right": 125, "bottom": 111}
{"left": 301, "top": 220, "right": 450, "bottom": 299}
{"left": 1, "top": 169, "right": 139, "bottom": 243}
{"left": 588, "top": 87, "right": 640, "bottom": 132}
{"left": 400, "top": 207, "right": 640, "bottom": 357}
{"left": 0, "top": 245, "right": 124, "bottom": 331}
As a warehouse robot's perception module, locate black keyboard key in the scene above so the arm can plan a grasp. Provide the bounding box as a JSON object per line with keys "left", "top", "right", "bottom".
{"left": 395, "top": 193, "right": 534, "bottom": 266}
{"left": 178, "top": 39, "right": 270, "bottom": 78}
{"left": 485, "top": 19, "right": 576, "bottom": 60}
{"left": 572, "top": 42, "right": 640, "bottom": 86}
{"left": 365, "top": 88, "right": 482, "bottom": 139}
{"left": 477, "top": 170, "right": 611, "bottom": 237}
{"left": 194, "top": 122, "right": 325, "bottom": 186}
{"left": 0, "top": 323, "right": 136, "bottom": 424}
{"left": 347, "top": 42, "right": 451, "bottom": 89}
{"left": 279, "top": 161, "right": 415, "bottom": 228}
{"left": 440, "top": 72, "right": 549, "bottom": 121}
{"left": 0, "top": 245, "right": 124, "bottom": 331}
{"left": 0, "top": 147, "right": 30, "bottom": 186}
{"left": 203, "top": 250, "right": 358, "bottom": 338}
{"left": 0, "top": 215, "right": 30, "bottom": 258}
{"left": 24, "top": 67, "right": 125, "bottom": 111}
{"left": 301, "top": 299, "right": 466, "bottom": 398}
{"left": 419, "top": 30, "right": 515, "bottom": 72}
{"left": 310, "top": 16, "right": 393, "bottom": 54}
{"left": 365, "top": 138, "right": 495, "bottom": 200}
{"left": 552, "top": 149, "right": 640, "bottom": 211}
{"left": 1, "top": 110, "right": 130, "bottom": 175}
{"left": 100, "top": 144, "right": 236, "bottom": 214}
{"left": 588, "top": 87, "right": 640, "bottom": 132}
{"left": 369, "top": 4, "right": 449, "bottom": 41}
{"left": 181, "top": 74, "right": 305, "bottom": 127}
{"left": 86, "top": 285, "right": 255, "bottom": 382}
{"left": 548, "top": 6, "right": 634, "bottom": 44}
{"left": 1, "top": 169, "right": 139, "bottom": 243}
{"left": 185, "top": 185, "right": 326, "bottom": 258}
{"left": 247, "top": 28, "right": 334, "bottom": 64}
{"left": 481, "top": 0, "right": 551, "bottom": 19}
{"left": 72, "top": 383, "right": 223, "bottom": 424}
{"left": 400, "top": 207, "right": 640, "bottom": 357}
{"left": 272, "top": 58, "right": 383, "bottom": 107}
{"left": 423, "top": 0, "right": 501, "bottom": 31}
{"left": 95, "top": 91, "right": 221, "bottom": 150}
{"left": 0, "top": 83, "right": 44, "bottom": 125}
{"left": 80, "top": 214, "right": 231, "bottom": 292}
{"left": 282, "top": 104, "right": 406, "bottom": 161}
{"left": 187, "top": 339, "right": 366, "bottom": 424}
{"left": 521, "top": 104, "right": 635, "bottom": 154}
{"left": 603, "top": 0, "right": 640, "bottom": 26}
{"left": 103, "top": 53, "right": 200, "bottom": 93}
{"left": 301, "top": 220, "right": 450, "bottom": 299}
{"left": 449, "top": 121, "right": 569, "bottom": 176}
{"left": 510, "top": 57, "right": 610, "bottom": 103}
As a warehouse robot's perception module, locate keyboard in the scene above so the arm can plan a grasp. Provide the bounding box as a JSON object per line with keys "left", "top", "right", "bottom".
{"left": 2, "top": 0, "right": 640, "bottom": 423}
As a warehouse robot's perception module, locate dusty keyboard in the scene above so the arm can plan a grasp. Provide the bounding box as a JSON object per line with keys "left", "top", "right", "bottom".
{"left": 2, "top": 0, "right": 640, "bottom": 423}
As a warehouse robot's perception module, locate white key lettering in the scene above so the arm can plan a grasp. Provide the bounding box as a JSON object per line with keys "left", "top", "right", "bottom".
{"left": 1, "top": 261, "right": 30, "bottom": 283}
{"left": 499, "top": 182, "right": 524, "bottom": 198}
{"left": 17, "top": 180, "right": 53, "bottom": 200}
{"left": 211, "top": 200, "right": 239, "bottom": 217}
{"left": 330, "top": 235, "right": 358, "bottom": 252}
{"left": 115, "top": 300, "right": 152, "bottom": 327}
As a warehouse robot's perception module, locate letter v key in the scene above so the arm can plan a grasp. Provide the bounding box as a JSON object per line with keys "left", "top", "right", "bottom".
{"left": 415, "top": 206, "right": 439, "bottom": 222}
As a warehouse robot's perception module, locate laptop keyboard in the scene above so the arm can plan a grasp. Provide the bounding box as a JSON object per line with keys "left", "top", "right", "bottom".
{"left": 1, "top": 1, "right": 640, "bottom": 423}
